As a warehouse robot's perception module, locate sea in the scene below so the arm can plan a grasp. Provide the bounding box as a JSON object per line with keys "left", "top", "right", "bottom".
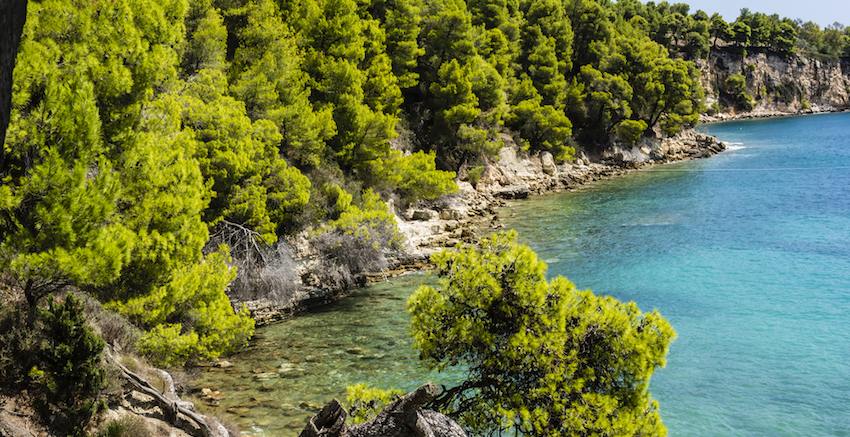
{"left": 196, "top": 112, "right": 850, "bottom": 436}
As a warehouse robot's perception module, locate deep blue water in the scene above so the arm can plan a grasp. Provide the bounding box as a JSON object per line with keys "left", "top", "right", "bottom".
{"left": 501, "top": 112, "right": 850, "bottom": 436}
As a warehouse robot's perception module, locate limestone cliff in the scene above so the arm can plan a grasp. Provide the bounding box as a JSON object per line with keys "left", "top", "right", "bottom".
{"left": 697, "top": 48, "right": 850, "bottom": 121}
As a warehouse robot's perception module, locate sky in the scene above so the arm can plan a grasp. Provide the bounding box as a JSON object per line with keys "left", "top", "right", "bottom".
{"left": 654, "top": 0, "right": 850, "bottom": 27}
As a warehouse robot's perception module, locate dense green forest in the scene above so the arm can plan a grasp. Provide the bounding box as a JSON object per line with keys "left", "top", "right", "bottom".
{"left": 2, "top": 0, "right": 849, "bottom": 368}
{"left": 1, "top": 0, "right": 850, "bottom": 400}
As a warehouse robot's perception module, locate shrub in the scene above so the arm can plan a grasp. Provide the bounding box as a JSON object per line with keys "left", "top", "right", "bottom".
{"left": 0, "top": 301, "right": 38, "bottom": 388}
{"left": 466, "top": 166, "right": 485, "bottom": 185}
{"left": 724, "top": 74, "right": 746, "bottom": 93}
{"left": 614, "top": 119, "right": 648, "bottom": 145}
{"left": 207, "top": 221, "right": 300, "bottom": 303}
{"left": 97, "top": 416, "right": 150, "bottom": 437}
{"left": 706, "top": 101, "right": 727, "bottom": 116}
{"left": 30, "top": 293, "right": 107, "bottom": 437}
{"left": 366, "top": 150, "right": 458, "bottom": 204}
{"left": 313, "top": 189, "right": 404, "bottom": 280}
{"left": 736, "top": 92, "right": 755, "bottom": 110}
{"left": 345, "top": 383, "right": 404, "bottom": 424}
{"left": 76, "top": 291, "right": 141, "bottom": 354}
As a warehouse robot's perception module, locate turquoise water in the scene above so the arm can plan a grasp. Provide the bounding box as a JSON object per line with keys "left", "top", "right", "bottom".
{"left": 501, "top": 113, "right": 850, "bottom": 436}
{"left": 201, "top": 113, "right": 850, "bottom": 436}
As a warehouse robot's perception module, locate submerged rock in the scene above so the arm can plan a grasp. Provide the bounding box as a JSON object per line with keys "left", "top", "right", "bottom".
{"left": 252, "top": 372, "right": 279, "bottom": 381}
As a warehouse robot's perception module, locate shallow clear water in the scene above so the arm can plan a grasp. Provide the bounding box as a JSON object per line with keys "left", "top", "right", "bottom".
{"left": 192, "top": 273, "right": 453, "bottom": 436}
{"left": 200, "top": 112, "right": 850, "bottom": 436}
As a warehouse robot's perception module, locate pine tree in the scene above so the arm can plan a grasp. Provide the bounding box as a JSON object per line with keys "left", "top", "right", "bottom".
{"left": 409, "top": 232, "right": 676, "bottom": 437}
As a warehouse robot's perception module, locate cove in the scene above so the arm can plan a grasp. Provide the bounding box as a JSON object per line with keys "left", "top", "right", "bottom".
{"left": 199, "top": 112, "right": 850, "bottom": 436}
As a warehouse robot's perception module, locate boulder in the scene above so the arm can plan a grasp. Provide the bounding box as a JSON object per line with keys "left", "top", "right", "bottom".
{"left": 439, "top": 209, "right": 466, "bottom": 221}
{"left": 494, "top": 185, "right": 529, "bottom": 199}
{"left": 539, "top": 151, "right": 557, "bottom": 175}
{"left": 299, "top": 383, "right": 468, "bottom": 437}
{"left": 410, "top": 209, "right": 437, "bottom": 221}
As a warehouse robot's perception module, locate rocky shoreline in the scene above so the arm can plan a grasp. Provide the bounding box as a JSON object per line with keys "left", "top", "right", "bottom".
{"left": 699, "top": 105, "right": 849, "bottom": 123}
{"left": 242, "top": 128, "right": 728, "bottom": 326}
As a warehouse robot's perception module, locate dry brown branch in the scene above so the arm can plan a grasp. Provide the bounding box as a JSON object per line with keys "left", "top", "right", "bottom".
{"left": 105, "top": 348, "right": 220, "bottom": 437}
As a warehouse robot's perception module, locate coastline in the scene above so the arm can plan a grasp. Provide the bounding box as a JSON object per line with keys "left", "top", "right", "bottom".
{"left": 699, "top": 104, "right": 849, "bottom": 123}
{"left": 243, "top": 128, "right": 728, "bottom": 326}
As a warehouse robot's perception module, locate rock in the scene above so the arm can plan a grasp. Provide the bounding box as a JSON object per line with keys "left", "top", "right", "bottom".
{"left": 540, "top": 151, "right": 557, "bottom": 175}
{"left": 300, "top": 401, "right": 326, "bottom": 412}
{"left": 443, "top": 220, "right": 461, "bottom": 231}
{"left": 200, "top": 388, "right": 226, "bottom": 402}
{"left": 227, "top": 407, "right": 251, "bottom": 417}
{"left": 213, "top": 360, "right": 232, "bottom": 368}
{"left": 439, "top": 209, "right": 466, "bottom": 220}
{"left": 410, "top": 209, "right": 436, "bottom": 221}
{"left": 299, "top": 384, "right": 468, "bottom": 437}
{"left": 278, "top": 362, "right": 298, "bottom": 373}
{"left": 494, "top": 185, "right": 529, "bottom": 199}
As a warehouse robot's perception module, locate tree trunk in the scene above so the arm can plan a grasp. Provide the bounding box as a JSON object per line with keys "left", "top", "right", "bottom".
{"left": 0, "top": 0, "right": 28, "bottom": 171}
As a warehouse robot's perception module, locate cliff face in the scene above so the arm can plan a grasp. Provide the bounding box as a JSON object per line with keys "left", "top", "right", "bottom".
{"left": 697, "top": 49, "right": 850, "bottom": 120}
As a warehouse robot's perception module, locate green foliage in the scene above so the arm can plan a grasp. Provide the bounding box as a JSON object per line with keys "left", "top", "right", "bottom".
{"left": 507, "top": 77, "right": 573, "bottom": 159}
{"left": 724, "top": 74, "right": 754, "bottom": 110}
{"left": 730, "top": 21, "right": 751, "bottom": 48}
{"left": 705, "top": 101, "right": 727, "bottom": 116}
{"left": 182, "top": 2, "right": 228, "bottom": 75}
{"left": 724, "top": 73, "right": 746, "bottom": 91}
{"left": 323, "top": 190, "right": 403, "bottom": 251}
{"left": 176, "top": 68, "right": 311, "bottom": 241}
{"left": 31, "top": 293, "right": 107, "bottom": 437}
{"left": 228, "top": 0, "right": 336, "bottom": 167}
{"left": 344, "top": 383, "right": 405, "bottom": 424}
{"left": 0, "top": 300, "right": 38, "bottom": 387}
{"left": 466, "top": 166, "right": 485, "bottom": 185}
{"left": 367, "top": 150, "right": 458, "bottom": 203}
{"left": 615, "top": 119, "right": 648, "bottom": 145}
{"left": 409, "top": 231, "right": 676, "bottom": 436}
{"left": 796, "top": 21, "right": 849, "bottom": 61}
{"left": 111, "top": 249, "right": 254, "bottom": 366}
{"left": 709, "top": 14, "right": 731, "bottom": 49}
{"left": 632, "top": 57, "right": 703, "bottom": 135}
{"left": 2, "top": 0, "right": 209, "bottom": 312}
{"left": 381, "top": 0, "right": 425, "bottom": 89}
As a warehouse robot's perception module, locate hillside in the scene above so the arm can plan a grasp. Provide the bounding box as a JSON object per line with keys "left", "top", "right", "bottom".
{"left": 699, "top": 48, "right": 850, "bottom": 119}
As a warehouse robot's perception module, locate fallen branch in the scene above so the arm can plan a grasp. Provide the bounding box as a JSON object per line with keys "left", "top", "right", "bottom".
{"left": 105, "top": 349, "right": 220, "bottom": 437}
